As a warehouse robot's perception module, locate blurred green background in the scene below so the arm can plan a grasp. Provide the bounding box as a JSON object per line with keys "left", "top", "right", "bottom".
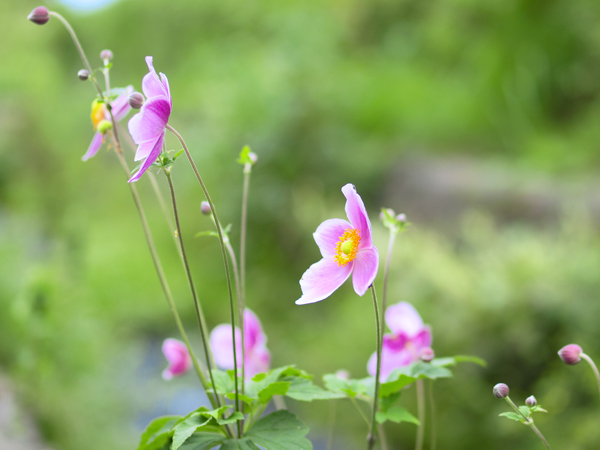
{"left": 2, "top": 0, "right": 600, "bottom": 448}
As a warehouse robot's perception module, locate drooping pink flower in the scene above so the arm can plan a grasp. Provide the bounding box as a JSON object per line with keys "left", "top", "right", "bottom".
{"left": 162, "top": 338, "right": 192, "bottom": 380}
{"left": 209, "top": 309, "right": 270, "bottom": 378}
{"left": 127, "top": 56, "right": 172, "bottom": 182}
{"left": 82, "top": 85, "right": 133, "bottom": 161}
{"left": 367, "top": 302, "right": 432, "bottom": 381}
{"left": 296, "top": 184, "right": 379, "bottom": 305}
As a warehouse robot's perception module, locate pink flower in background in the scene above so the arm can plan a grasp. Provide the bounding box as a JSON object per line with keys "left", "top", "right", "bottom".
{"left": 127, "top": 56, "right": 172, "bottom": 182}
{"left": 295, "top": 184, "right": 379, "bottom": 305}
{"left": 162, "top": 338, "right": 192, "bottom": 380}
{"left": 367, "top": 302, "right": 432, "bottom": 381}
{"left": 209, "top": 309, "right": 270, "bottom": 378}
{"left": 82, "top": 85, "right": 133, "bottom": 161}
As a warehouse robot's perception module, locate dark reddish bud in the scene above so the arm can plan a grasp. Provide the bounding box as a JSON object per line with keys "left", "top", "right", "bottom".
{"left": 525, "top": 395, "right": 537, "bottom": 407}
{"left": 558, "top": 344, "right": 582, "bottom": 365}
{"left": 100, "top": 49, "right": 113, "bottom": 62}
{"left": 78, "top": 69, "right": 89, "bottom": 81}
{"left": 128, "top": 92, "right": 144, "bottom": 110}
{"left": 27, "top": 6, "right": 50, "bottom": 25}
{"left": 200, "top": 201, "right": 211, "bottom": 215}
{"left": 493, "top": 383, "right": 509, "bottom": 399}
{"left": 420, "top": 347, "right": 434, "bottom": 362}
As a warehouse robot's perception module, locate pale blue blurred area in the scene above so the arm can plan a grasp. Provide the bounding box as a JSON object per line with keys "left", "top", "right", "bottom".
{"left": 56, "top": 0, "right": 119, "bottom": 12}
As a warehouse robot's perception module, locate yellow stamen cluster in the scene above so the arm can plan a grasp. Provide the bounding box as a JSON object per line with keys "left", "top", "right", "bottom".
{"left": 91, "top": 100, "right": 107, "bottom": 130}
{"left": 334, "top": 228, "right": 361, "bottom": 266}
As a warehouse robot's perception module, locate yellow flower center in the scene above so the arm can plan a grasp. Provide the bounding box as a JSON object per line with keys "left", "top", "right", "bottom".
{"left": 334, "top": 228, "right": 361, "bottom": 266}
{"left": 91, "top": 100, "right": 107, "bottom": 130}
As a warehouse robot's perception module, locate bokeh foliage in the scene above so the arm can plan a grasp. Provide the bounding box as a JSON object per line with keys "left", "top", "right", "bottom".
{"left": 2, "top": 0, "right": 600, "bottom": 449}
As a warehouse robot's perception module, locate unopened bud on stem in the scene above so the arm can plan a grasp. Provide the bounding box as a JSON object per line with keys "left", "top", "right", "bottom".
{"left": 558, "top": 344, "right": 582, "bottom": 365}
{"left": 100, "top": 49, "right": 113, "bottom": 62}
{"left": 493, "top": 383, "right": 509, "bottom": 399}
{"left": 128, "top": 92, "right": 144, "bottom": 109}
{"left": 525, "top": 395, "right": 537, "bottom": 407}
{"left": 27, "top": 6, "right": 50, "bottom": 25}
{"left": 397, "top": 213, "right": 407, "bottom": 223}
{"left": 420, "top": 347, "right": 434, "bottom": 362}
{"left": 78, "top": 69, "right": 89, "bottom": 81}
{"left": 248, "top": 152, "right": 258, "bottom": 165}
{"left": 200, "top": 201, "right": 212, "bottom": 216}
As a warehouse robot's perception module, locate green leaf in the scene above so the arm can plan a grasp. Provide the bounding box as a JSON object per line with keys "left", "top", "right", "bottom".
{"left": 531, "top": 405, "right": 548, "bottom": 413}
{"left": 172, "top": 414, "right": 211, "bottom": 450}
{"left": 284, "top": 377, "right": 344, "bottom": 402}
{"left": 376, "top": 406, "right": 419, "bottom": 425}
{"left": 209, "top": 370, "right": 235, "bottom": 394}
{"left": 237, "top": 145, "right": 254, "bottom": 166}
{"left": 379, "top": 374, "right": 416, "bottom": 397}
{"left": 138, "top": 416, "right": 182, "bottom": 450}
{"left": 172, "top": 149, "right": 185, "bottom": 160}
{"left": 200, "top": 405, "right": 231, "bottom": 421}
{"left": 195, "top": 231, "right": 220, "bottom": 238}
{"left": 379, "top": 392, "right": 401, "bottom": 412}
{"left": 431, "top": 355, "right": 487, "bottom": 368}
{"left": 245, "top": 410, "right": 312, "bottom": 450}
{"left": 258, "top": 381, "right": 290, "bottom": 404}
{"left": 225, "top": 393, "right": 255, "bottom": 404}
{"left": 499, "top": 412, "right": 525, "bottom": 423}
{"left": 217, "top": 412, "right": 244, "bottom": 425}
{"left": 409, "top": 363, "right": 453, "bottom": 379}
{"left": 178, "top": 432, "right": 226, "bottom": 450}
{"left": 519, "top": 406, "right": 530, "bottom": 418}
{"left": 323, "top": 374, "right": 369, "bottom": 398}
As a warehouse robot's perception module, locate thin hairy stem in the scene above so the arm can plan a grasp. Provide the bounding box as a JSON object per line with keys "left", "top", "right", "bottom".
{"left": 240, "top": 167, "right": 251, "bottom": 390}
{"left": 505, "top": 397, "right": 551, "bottom": 449}
{"left": 527, "top": 422, "right": 552, "bottom": 450}
{"left": 164, "top": 171, "right": 221, "bottom": 409}
{"left": 368, "top": 284, "right": 382, "bottom": 450}
{"left": 166, "top": 124, "right": 240, "bottom": 437}
{"left": 224, "top": 239, "right": 244, "bottom": 398}
{"left": 415, "top": 379, "right": 425, "bottom": 450}
{"left": 382, "top": 231, "right": 396, "bottom": 315}
{"left": 428, "top": 381, "right": 437, "bottom": 450}
{"left": 581, "top": 353, "right": 600, "bottom": 401}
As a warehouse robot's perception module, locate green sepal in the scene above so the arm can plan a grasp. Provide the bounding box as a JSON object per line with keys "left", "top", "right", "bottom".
{"left": 237, "top": 145, "right": 255, "bottom": 167}
{"left": 380, "top": 208, "right": 409, "bottom": 234}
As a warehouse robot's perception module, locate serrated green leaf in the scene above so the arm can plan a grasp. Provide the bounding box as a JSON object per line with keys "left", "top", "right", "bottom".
{"left": 499, "top": 412, "right": 525, "bottom": 422}
{"left": 225, "top": 393, "right": 255, "bottom": 404}
{"left": 531, "top": 406, "right": 548, "bottom": 413}
{"left": 380, "top": 374, "right": 416, "bottom": 397}
{"left": 258, "top": 381, "right": 290, "bottom": 404}
{"left": 200, "top": 405, "right": 231, "bottom": 421}
{"left": 217, "top": 411, "right": 244, "bottom": 425}
{"left": 245, "top": 410, "right": 312, "bottom": 450}
{"left": 172, "top": 414, "right": 211, "bottom": 450}
{"left": 284, "top": 377, "right": 344, "bottom": 402}
{"left": 138, "top": 416, "right": 182, "bottom": 450}
{"left": 410, "top": 363, "right": 453, "bottom": 379}
{"left": 379, "top": 392, "right": 401, "bottom": 412}
{"left": 209, "top": 370, "right": 235, "bottom": 394}
{"left": 376, "top": 406, "right": 419, "bottom": 425}
{"left": 518, "top": 406, "right": 530, "bottom": 418}
{"left": 178, "top": 432, "right": 226, "bottom": 450}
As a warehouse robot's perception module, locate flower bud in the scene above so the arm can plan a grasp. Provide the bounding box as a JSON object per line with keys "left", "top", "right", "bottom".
{"left": 27, "top": 6, "right": 50, "bottom": 25}
{"left": 380, "top": 208, "right": 394, "bottom": 222}
{"left": 128, "top": 92, "right": 144, "bottom": 110}
{"left": 493, "top": 383, "right": 509, "bottom": 399}
{"left": 335, "top": 370, "right": 350, "bottom": 380}
{"left": 420, "top": 347, "right": 434, "bottom": 362}
{"left": 396, "top": 213, "right": 407, "bottom": 223}
{"left": 558, "top": 344, "right": 582, "bottom": 365}
{"left": 248, "top": 152, "right": 258, "bottom": 165}
{"left": 526, "top": 395, "right": 537, "bottom": 407}
{"left": 100, "top": 49, "right": 113, "bottom": 62}
{"left": 97, "top": 119, "right": 113, "bottom": 134}
{"left": 200, "top": 201, "right": 211, "bottom": 215}
{"left": 78, "top": 69, "right": 89, "bottom": 81}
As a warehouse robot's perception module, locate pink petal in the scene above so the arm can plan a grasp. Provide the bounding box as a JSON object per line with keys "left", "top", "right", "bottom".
{"left": 383, "top": 333, "right": 409, "bottom": 351}
{"left": 134, "top": 135, "right": 160, "bottom": 162}
{"left": 351, "top": 246, "right": 379, "bottom": 296}
{"left": 412, "top": 327, "right": 432, "bottom": 349}
{"left": 111, "top": 85, "right": 134, "bottom": 121}
{"left": 160, "top": 73, "right": 171, "bottom": 103}
{"left": 128, "top": 134, "right": 164, "bottom": 183}
{"left": 367, "top": 344, "right": 413, "bottom": 381}
{"left": 296, "top": 257, "right": 353, "bottom": 305}
{"left": 244, "top": 309, "right": 266, "bottom": 350}
{"left": 245, "top": 346, "right": 270, "bottom": 378}
{"left": 385, "top": 302, "right": 425, "bottom": 337}
{"left": 142, "top": 56, "right": 169, "bottom": 99}
{"left": 313, "top": 219, "right": 352, "bottom": 258}
{"left": 162, "top": 338, "right": 191, "bottom": 380}
{"left": 210, "top": 324, "right": 242, "bottom": 370}
{"left": 342, "top": 184, "right": 372, "bottom": 249}
{"left": 82, "top": 132, "right": 103, "bottom": 161}
{"left": 127, "top": 96, "right": 171, "bottom": 144}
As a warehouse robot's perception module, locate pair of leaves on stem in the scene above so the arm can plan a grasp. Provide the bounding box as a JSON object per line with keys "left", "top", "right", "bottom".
{"left": 500, "top": 404, "right": 548, "bottom": 423}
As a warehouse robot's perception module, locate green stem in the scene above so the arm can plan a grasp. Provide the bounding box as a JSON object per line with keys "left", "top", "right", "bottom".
{"left": 326, "top": 400, "right": 337, "bottom": 450}
{"left": 351, "top": 397, "right": 371, "bottom": 427}
{"left": 240, "top": 166, "right": 251, "bottom": 391}
{"left": 378, "top": 424, "right": 389, "bottom": 450}
{"left": 368, "top": 284, "right": 382, "bottom": 450}
{"left": 224, "top": 238, "right": 244, "bottom": 397}
{"left": 166, "top": 124, "right": 241, "bottom": 437}
{"left": 527, "top": 422, "right": 553, "bottom": 450}
{"left": 164, "top": 170, "right": 221, "bottom": 410}
{"left": 428, "top": 381, "right": 437, "bottom": 450}
{"left": 581, "top": 353, "right": 600, "bottom": 401}
{"left": 415, "top": 379, "right": 425, "bottom": 450}
{"left": 505, "top": 397, "right": 552, "bottom": 449}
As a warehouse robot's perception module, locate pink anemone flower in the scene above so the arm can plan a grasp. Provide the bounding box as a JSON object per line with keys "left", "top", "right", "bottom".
{"left": 295, "top": 184, "right": 379, "bottom": 305}
{"left": 209, "top": 309, "right": 270, "bottom": 378}
{"left": 82, "top": 85, "right": 133, "bottom": 161}
{"left": 127, "top": 56, "right": 172, "bottom": 182}
{"left": 162, "top": 338, "right": 192, "bottom": 380}
{"left": 367, "top": 302, "right": 432, "bottom": 381}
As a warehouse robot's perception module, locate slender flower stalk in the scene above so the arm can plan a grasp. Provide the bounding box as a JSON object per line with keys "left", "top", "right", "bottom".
{"left": 164, "top": 170, "right": 222, "bottom": 410}
{"left": 415, "top": 379, "right": 425, "bottom": 450}
{"left": 429, "top": 381, "right": 437, "bottom": 450}
{"left": 239, "top": 161, "right": 252, "bottom": 388}
{"left": 166, "top": 124, "right": 240, "bottom": 436}
{"left": 368, "top": 284, "right": 383, "bottom": 450}
{"left": 504, "top": 396, "right": 552, "bottom": 450}
{"left": 378, "top": 424, "right": 389, "bottom": 450}
{"left": 581, "top": 353, "right": 600, "bottom": 401}
{"left": 326, "top": 400, "right": 337, "bottom": 450}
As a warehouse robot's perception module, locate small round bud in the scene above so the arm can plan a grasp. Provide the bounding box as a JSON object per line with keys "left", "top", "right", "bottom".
{"left": 128, "top": 92, "right": 144, "bottom": 110}
{"left": 493, "top": 383, "right": 509, "bottom": 399}
{"left": 100, "top": 49, "right": 113, "bottom": 62}
{"left": 97, "top": 119, "right": 113, "bottom": 134}
{"left": 335, "top": 370, "right": 350, "bottom": 380}
{"left": 248, "top": 152, "right": 258, "bottom": 165}
{"left": 27, "top": 6, "right": 50, "bottom": 25}
{"left": 396, "top": 213, "right": 407, "bottom": 223}
{"left": 380, "top": 208, "right": 394, "bottom": 222}
{"left": 558, "top": 344, "right": 582, "bottom": 365}
{"left": 78, "top": 69, "right": 89, "bottom": 81}
{"left": 420, "top": 347, "right": 435, "bottom": 362}
{"left": 525, "top": 396, "right": 537, "bottom": 407}
{"left": 200, "top": 201, "right": 211, "bottom": 215}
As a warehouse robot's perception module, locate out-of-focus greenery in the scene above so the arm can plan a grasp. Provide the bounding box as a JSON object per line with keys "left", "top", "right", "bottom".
{"left": 2, "top": 0, "right": 600, "bottom": 449}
